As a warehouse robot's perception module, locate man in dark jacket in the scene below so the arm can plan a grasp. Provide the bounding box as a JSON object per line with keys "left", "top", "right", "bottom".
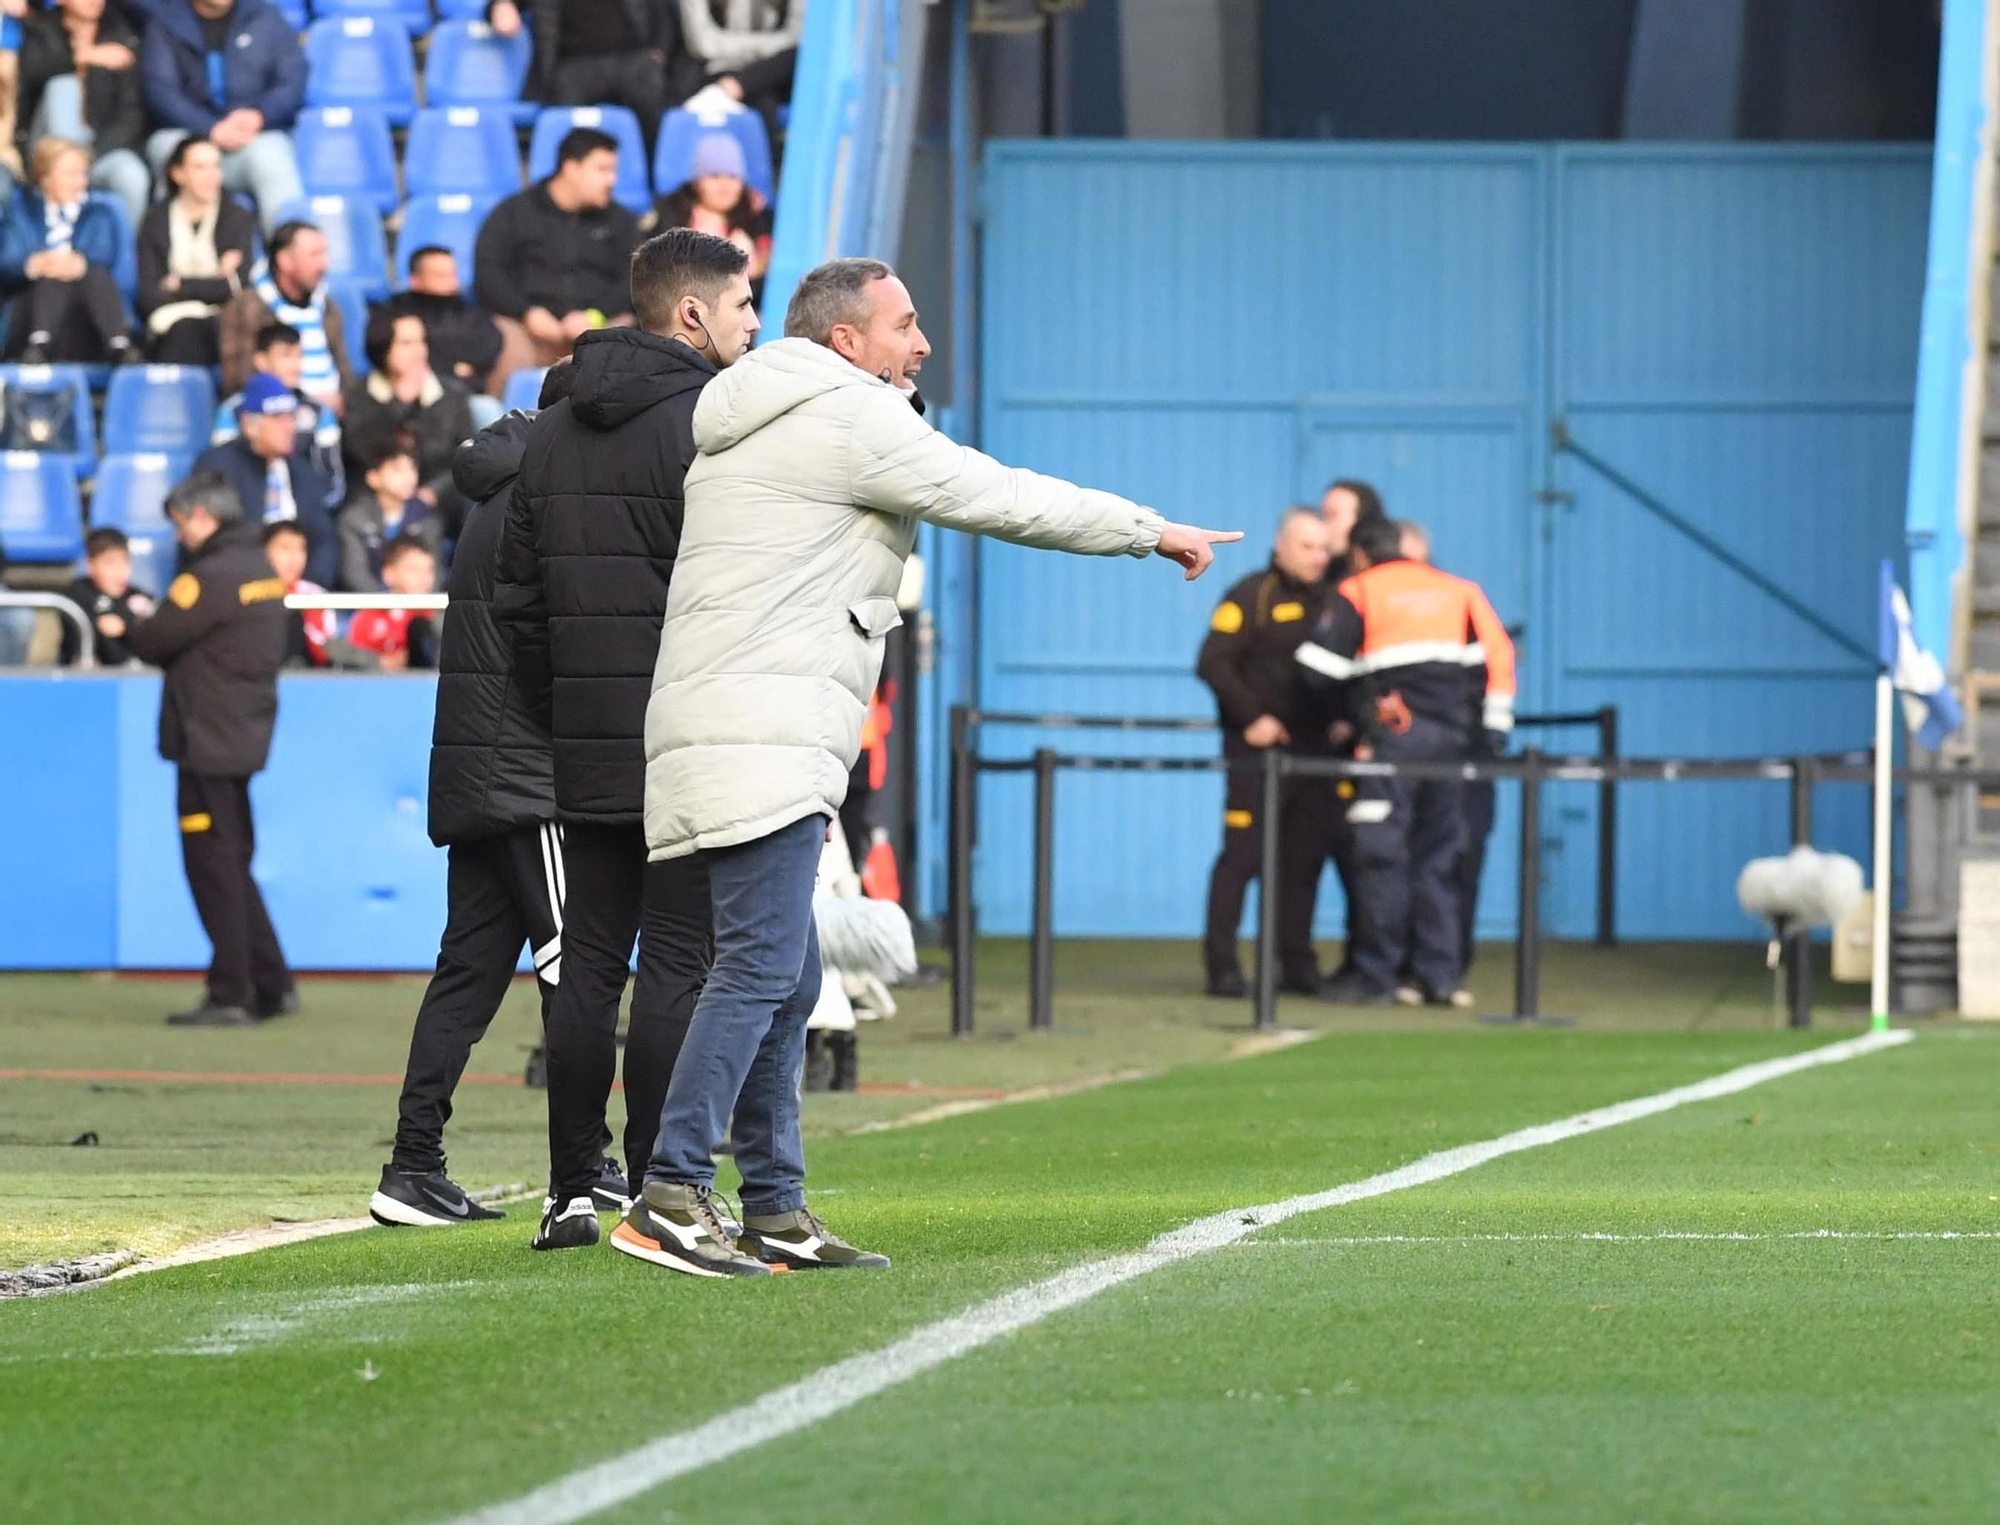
{"left": 381, "top": 245, "right": 503, "bottom": 394}
{"left": 474, "top": 127, "right": 640, "bottom": 401}
{"left": 189, "top": 372, "right": 337, "bottom": 587}
{"left": 140, "top": 0, "right": 306, "bottom": 234}
{"left": 487, "top": 0, "right": 676, "bottom": 150}
{"left": 1196, "top": 506, "right": 1339, "bottom": 999}
{"left": 125, "top": 469, "right": 294, "bottom": 1027}
{"left": 494, "top": 227, "right": 757, "bottom": 1250}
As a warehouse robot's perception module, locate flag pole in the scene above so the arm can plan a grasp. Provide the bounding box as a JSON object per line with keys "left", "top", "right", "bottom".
{"left": 1870, "top": 668, "right": 1894, "bottom": 1033}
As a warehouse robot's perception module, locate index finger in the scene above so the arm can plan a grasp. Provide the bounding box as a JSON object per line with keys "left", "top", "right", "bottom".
{"left": 1207, "top": 531, "right": 1244, "bottom": 543}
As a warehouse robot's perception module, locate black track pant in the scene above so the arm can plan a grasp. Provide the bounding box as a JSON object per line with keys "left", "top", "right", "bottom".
{"left": 1201, "top": 746, "right": 1329, "bottom": 988}
{"left": 5, "top": 267, "right": 130, "bottom": 360}
{"left": 391, "top": 825, "right": 565, "bottom": 1175}
{"left": 544, "top": 822, "right": 712, "bottom": 1201}
{"left": 176, "top": 770, "right": 291, "bottom": 1011}
{"left": 1344, "top": 719, "right": 1468, "bottom": 997}
{"left": 1458, "top": 780, "right": 1496, "bottom": 973}
{"left": 550, "top": 54, "right": 668, "bottom": 154}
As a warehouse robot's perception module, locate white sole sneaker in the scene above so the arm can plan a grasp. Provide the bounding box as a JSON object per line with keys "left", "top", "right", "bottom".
{"left": 368, "top": 1189, "right": 461, "bottom": 1228}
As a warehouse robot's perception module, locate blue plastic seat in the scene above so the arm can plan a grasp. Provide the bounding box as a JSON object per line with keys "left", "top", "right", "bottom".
{"left": 102, "top": 366, "right": 217, "bottom": 457}
{"left": 434, "top": 0, "right": 489, "bottom": 14}
{"left": 270, "top": 0, "right": 309, "bottom": 25}
{"left": 403, "top": 107, "right": 524, "bottom": 202}
{"left": 0, "top": 364, "right": 97, "bottom": 477}
{"left": 500, "top": 366, "right": 546, "bottom": 414}
{"left": 424, "top": 19, "right": 536, "bottom": 125}
{"left": 397, "top": 193, "right": 499, "bottom": 290}
{"left": 654, "top": 107, "right": 775, "bottom": 200}
{"left": 91, "top": 451, "right": 192, "bottom": 594}
{"left": 303, "top": 17, "right": 419, "bottom": 128}
{"left": 0, "top": 451, "right": 85, "bottom": 563}
{"left": 293, "top": 106, "right": 400, "bottom": 214}
{"left": 278, "top": 195, "right": 391, "bottom": 301}
{"left": 528, "top": 106, "right": 652, "bottom": 213}
{"left": 325, "top": 279, "right": 373, "bottom": 374}
{"left": 311, "top": 0, "right": 433, "bottom": 34}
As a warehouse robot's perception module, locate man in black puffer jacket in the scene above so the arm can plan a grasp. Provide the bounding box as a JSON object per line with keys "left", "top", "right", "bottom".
{"left": 494, "top": 228, "right": 761, "bottom": 1248}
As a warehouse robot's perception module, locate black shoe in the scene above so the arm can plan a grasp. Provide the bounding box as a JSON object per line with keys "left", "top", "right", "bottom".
{"left": 20, "top": 336, "right": 50, "bottom": 365}
{"left": 523, "top": 1043, "right": 547, "bottom": 1089}
{"left": 166, "top": 1001, "right": 260, "bottom": 1027}
{"left": 531, "top": 1194, "right": 601, "bottom": 1250}
{"left": 591, "top": 1157, "right": 632, "bottom": 1213}
{"left": 829, "top": 1031, "right": 859, "bottom": 1092}
{"left": 1279, "top": 973, "right": 1322, "bottom": 997}
{"left": 369, "top": 1165, "right": 504, "bottom": 1227}
{"left": 1205, "top": 970, "right": 1248, "bottom": 999}
{"left": 1320, "top": 975, "right": 1395, "bottom": 1007}
{"left": 256, "top": 989, "right": 300, "bottom": 1020}
{"left": 108, "top": 336, "right": 143, "bottom": 365}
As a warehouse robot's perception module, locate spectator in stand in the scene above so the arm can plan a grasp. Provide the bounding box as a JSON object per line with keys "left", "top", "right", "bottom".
{"left": 137, "top": 135, "right": 254, "bottom": 364}
{"left": 487, "top": 0, "right": 676, "bottom": 153}
{"left": 0, "top": 135, "right": 138, "bottom": 363}
{"left": 342, "top": 307, "right": 474, "bottom": 518}
{"left": 18, "top": 0, "right": 150, "bottom": 229}
{"left": 346, "top": 534, "right": 439, "bottom": 671}
{"left": 474, "top": 127, "right": 639, "bottom": 399}
{"left": 220, "top": 221, "right": 348, "bottom": 407}
{"left": 262, "top": 518, "right": 330, "bottom": 667}
{"left": 380, "top": 246, "right": 502, "bottom": 395}
{"left": 655, "top": 133, "right": 770, "bottom": 299}
{"left": 213, "top": 319, "right": 342, "bottom": 498}
{"left": 190, "top": 371, "right": 337, "bottom": 586}
{"left": 60, "top": 526, "right": 155, "bottom": 666}
{"left": 339, "top": 437, "right": 442, "bottom": 593}
{"left": 676, "top": 0, "right": 802, "bottom": 148}
{"left": 141, "top": 0, "right": 306, "bottom": 235}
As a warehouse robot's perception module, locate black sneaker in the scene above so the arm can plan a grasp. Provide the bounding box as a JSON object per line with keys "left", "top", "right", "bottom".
{"left": 1320, "top": 974, "right": 1395, "bottom": 1007}
{"left": 591, "top": 1157, "right": 632, "bottom": 1212}
{"left": 368, "top": 1165, "right": 504, "bottom": 1227}
{"left": 737, "top": 1208, "right": 891, "bottom": 1270}
{"left": 531, "top": 1194, "right": 601, "bottom": 1251}
{"left": 166, "top": 1001, "right": 259, "bottom": 1027}
{"left": 256, "top": 989, "right": 301, "bottom": 1020}
{"left": 609, "top": 1182, "right": 771, "bottom": 1277}
{"left": 1205, "top": 970, "right": 1248, "bottom": 999}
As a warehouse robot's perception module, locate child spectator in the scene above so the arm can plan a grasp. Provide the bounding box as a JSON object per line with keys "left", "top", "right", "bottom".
{"left": 262, "top": 517, "right": 332, "bottom": 668}
{"left": 379, "top": 246, "right": 502, "bottom": 394}
{"left": 60, "top": 525, "right": 154, "bottom": 665}
{"left": 18, "top": 0, "right": 151, "bottom": 229}
{"left": 346, "top": 533, "right": 439, "bottom": 671}
{"left": 214, "top": 319, "right": 343, "bottom": 500}
{"left": 339, "top": 436, "right": 442, "bottom": 593}
{"left": 138, "top": 135, "right": 254, "bottom": 364}
{"left": 654, "top": 132, "right": 770, "bottom": 296}
{"left": 0, "top": 135, "right": 138, "bottom": 362}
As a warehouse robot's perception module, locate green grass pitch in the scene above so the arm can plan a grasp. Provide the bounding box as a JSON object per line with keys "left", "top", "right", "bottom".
{"left": 2, "top": 947, "right": 1998, "bottom": 1523}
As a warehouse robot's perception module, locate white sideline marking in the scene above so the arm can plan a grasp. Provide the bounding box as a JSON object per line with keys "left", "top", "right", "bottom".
{"left": 446, "top": 1028, "right": 1911, "bottom": 1525}
{"left": 1240, "top": 1229, "right": 2000, "bottom": 1247}
{"left": 172, "top": 1279, "right": 477, "bottom": 1356}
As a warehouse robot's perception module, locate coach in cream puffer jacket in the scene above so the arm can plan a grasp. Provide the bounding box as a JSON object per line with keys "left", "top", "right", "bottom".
{"left": 642, "top": 337, "right": 1164, "bottom": 861}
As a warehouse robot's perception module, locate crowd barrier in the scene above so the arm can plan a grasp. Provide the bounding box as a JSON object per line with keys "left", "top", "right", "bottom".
{"left": 943, "top": 706, "right": 2000, "bottom": 1036}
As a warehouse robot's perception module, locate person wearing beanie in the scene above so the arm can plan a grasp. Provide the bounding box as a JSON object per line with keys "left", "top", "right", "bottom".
{"left": 652, "top": 130, "right": 772, "bottom": 299}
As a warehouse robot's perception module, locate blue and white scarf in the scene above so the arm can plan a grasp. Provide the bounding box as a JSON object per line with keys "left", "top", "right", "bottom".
{"left": 43, "top": 199, "right": 83, "bottom": 254}
{"left": 253, "top": 267, "right": 340, "bottom": 407}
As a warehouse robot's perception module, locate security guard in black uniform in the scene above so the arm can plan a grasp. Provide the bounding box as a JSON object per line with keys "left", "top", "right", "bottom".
{"left": 1196, "top": 507, "right": 1337, "bottom": 997}
{"left": 128, "top": 472, "right": 295, "bottom": 1028}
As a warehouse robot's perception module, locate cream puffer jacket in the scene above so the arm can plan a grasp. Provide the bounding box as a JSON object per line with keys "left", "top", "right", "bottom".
{"left": 642, "top": 337, "right": 1164, "bottom": 861}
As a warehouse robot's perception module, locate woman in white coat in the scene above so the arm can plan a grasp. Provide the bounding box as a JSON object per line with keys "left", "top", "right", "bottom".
{"left": 610, "top": 258, "right": 1239, "bottom": 1278}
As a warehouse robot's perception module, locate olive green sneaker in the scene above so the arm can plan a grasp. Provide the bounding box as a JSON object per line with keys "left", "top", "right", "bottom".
{"left": 609, "top": 1181, "right": 772, "bottom": 1278}
{"left": 737, "top": 1208, "right": 891, "bottom": 1270}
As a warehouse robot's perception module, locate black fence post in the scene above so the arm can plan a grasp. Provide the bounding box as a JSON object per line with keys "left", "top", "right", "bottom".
{"left": 1514, "top": 748, "right": 1544, "bottom": 1020}
{"left": 1596, "top": 706, "right": 1619, "bottom": 948}
{"left": 1254, "top": 748, "right": 1283, "bottom": 1031}
{"left": 1785, "top": 756, "right": 1814, "bottom": 1029}
{"left": 948, "top": 705, "right": 976, "bottom": 1037}
{"left": 1029, "top": 747, "right": 1056, "bottom": 1031}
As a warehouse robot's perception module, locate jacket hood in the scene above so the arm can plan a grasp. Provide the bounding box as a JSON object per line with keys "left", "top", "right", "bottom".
{"left": 451, "top": 410, "right": 534, "bottom": 502}
{"left": 691, "top": 337, "right": 884, "bottom": 454}
{"left": 568, "top": 327, "right": 717, "bottom": 433}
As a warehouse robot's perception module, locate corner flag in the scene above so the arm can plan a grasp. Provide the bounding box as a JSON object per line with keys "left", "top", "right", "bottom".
{"left": 1878, "top": 561, "right": 1963, "bottom": 751}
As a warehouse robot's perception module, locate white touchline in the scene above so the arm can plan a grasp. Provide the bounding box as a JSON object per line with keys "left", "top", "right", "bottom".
{"left": 444, "top": 1028, "right": 1912, "bottom": 1525}
{"left": 1239, "top": 1229, "right": 2000, "bottom": 1246}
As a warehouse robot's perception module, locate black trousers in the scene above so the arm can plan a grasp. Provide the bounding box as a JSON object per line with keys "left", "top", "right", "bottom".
{"left": 551, "top": 54, "right": 669, "bottom": 154}
{"left": 150, "top": 315, "right": 221, "bottom": 366}
{"left": 1458, "top": 780, "right": 1496, "bottom": 972}
{"left": 176, "top": 770, "right": 291, "bottom": 1011}
{"left": 6, "top": 268, "right": 130, "bottom": 360}
{"left": 1201, "top": 746, "right": 1329, "bottom": 988}
{"left": 1344, "top": 719, "right": 1468, "bottom": 997}
{"left": 544, "top": 821, "right": 712, "bottom": 1199}
{"left": 391, "top": 825, "right": 565, "bottom": 1175}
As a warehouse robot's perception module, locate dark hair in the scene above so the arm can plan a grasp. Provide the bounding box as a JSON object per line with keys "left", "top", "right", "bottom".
{"left": 629, "top": 227, "right": 748, "bottom": 334}
{"left": 537, "top": 358, "right": 578, "bottom": 409}
{"left": 85, "top": 527, "right": 129, "bottom": 558}
{"left": 364, "top": 306, "right": 423, "bottom": 374}
{"left": 381, "top": 532, "right": 434, "bottom": 570}
{"left": 167, "top": 471, "right": 244, "bottom": 526}
{"left": 268, "top": 220, "right": 320, "bottom": 259}
{"left": 364, "top": 434, "right": 418, "bottom": 472}
{"left": 785, "top": 258, "right": 895, "bottom": 344}
{"left": 254, "top": 321, "right": 302, "bottom": 354}
{"left": 660, "top": 179, "right": 764, "bottom": 239}
{"left": 164, "top": 134, "right": 217, "bottom": 181}
{"left": 262, "top": 519, "right": 307, "bottom": 546}
{"left": 1325, "top": 478, "right": 1386, "bottom": 525}
{"left": 1349, "top": 515, "right": 1405, "bottom": 566}
{"left": 406, "top": 244, "right": 454, "bottom": 270}
{"left": 555, "top": 127, "right": 619, "bottom": 169}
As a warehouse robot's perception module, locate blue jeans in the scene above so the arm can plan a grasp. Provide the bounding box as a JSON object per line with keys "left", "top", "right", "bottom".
{"left": 32, "top": 76, "right": 151, "bottom": 229}
{"left": 645, "top": 813, "right": 825, "bottom": 1215}
{"left": 145, "top": 128, "right": 304, "bottom": 235}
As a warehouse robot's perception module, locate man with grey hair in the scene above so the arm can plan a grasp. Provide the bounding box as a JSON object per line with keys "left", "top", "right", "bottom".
{"left": 127, "top": 471, "right": 295, "bottom": 1028}
{"left": 611, "top": 257, "right": 1240, "bottom": 1277}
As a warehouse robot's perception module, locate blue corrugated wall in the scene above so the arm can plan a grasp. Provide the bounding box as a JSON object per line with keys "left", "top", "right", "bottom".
{"left": 960, "top": 141, "right": 1929, "bottom": 941}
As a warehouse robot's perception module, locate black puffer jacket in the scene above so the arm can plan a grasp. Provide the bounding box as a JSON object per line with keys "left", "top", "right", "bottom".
{"left": 494, "top": 327, "right": 717, "bottom": 825}
{"left": 428, "top": 412, "right": 555, "bottom": 846}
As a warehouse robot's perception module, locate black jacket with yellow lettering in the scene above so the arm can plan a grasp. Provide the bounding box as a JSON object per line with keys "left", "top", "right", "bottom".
{"left": 1195, "top": 562, "right": 1336, "bottom": 746}
{"left": 125, "top": 520, "right": 288, "bottom": 778}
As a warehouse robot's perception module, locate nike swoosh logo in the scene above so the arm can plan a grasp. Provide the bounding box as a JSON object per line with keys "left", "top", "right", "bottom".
{"left": 423, "top": 1188, "right": 470, "bottom": 1218}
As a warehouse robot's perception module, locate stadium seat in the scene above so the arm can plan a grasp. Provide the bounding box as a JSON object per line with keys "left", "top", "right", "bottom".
{"left": 91, "top": 452, "right": 192, "bottom": 594}
{"left": 435, "top": 0, "right": 489, "bottom": 14}
{"left": 528, "top": 106, "right": 653, "bottom": 213}
{"left": 0, "top": 451, "right": 85, "bottom": 563}
{"left": 397, "top": 193, "right": 499, "bottom": 290}
{"left": 424, "top": 19, "right": 537, "bottom": 125}
{"left": 325, "top": 279, "right": 372, "bottom": 374}
{"left": 311, "top": 0, "right": 433, "bottom": 35}
{"left": 303, "top": 18, "right": 419, "bottom": 128}
{"left": 102, "top": 366, "right": 217, "bottom": 458}
{"left": 654, "top": 107, "right": 775, "bottom": 200}
{"left": 501, "top": 366, "right": 546, "bottom": 414}
{"left": 293, "top": 106, "right": 400, "bottom": 214}
{"left": 279, "top": 195, "right": 391, "bottom": 301}
{"left": 403, "top": 107, "right": 524, "bottom": 202}
{"left": 270, "top": 0, "right": 309, "bottom": 25}
{"left": 0, "top": 364, "right": 97, "bottom": 477}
